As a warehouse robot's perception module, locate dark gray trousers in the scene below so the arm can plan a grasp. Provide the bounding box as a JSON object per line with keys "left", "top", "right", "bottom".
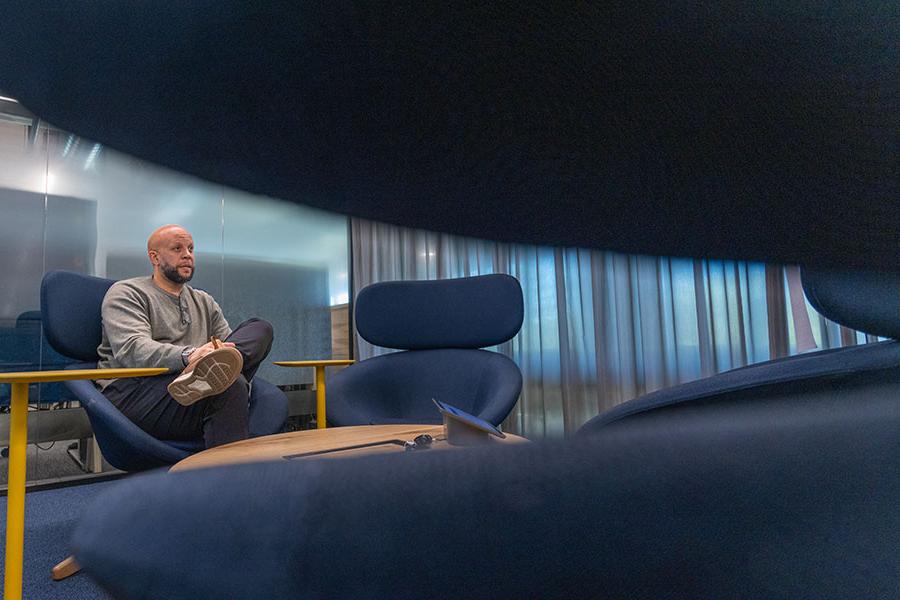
{"left": 104, "top": 318, "right": 274, "bottom": 448}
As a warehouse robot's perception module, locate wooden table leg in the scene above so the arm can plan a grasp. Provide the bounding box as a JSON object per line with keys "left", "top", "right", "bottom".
{"left": 4, "top": 382, "right": 28, "bottom": 600}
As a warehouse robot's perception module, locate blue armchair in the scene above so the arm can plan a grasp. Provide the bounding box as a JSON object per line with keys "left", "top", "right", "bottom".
{"left": 327, "top": 274, "right": 524, "bottom": 427}
{"left": 40, "top": 270, "right": 288, "bottom": 472}
{"left": 577, "top": 265, "right": 900, "bottom": 436}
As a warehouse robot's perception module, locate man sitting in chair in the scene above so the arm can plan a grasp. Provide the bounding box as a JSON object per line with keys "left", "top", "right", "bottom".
{"left": 95, "top": 224, "right": 274, "bottom": 448}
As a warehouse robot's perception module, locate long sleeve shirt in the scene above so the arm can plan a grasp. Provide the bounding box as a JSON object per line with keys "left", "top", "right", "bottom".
{"left": 96, "top": 276, "right": 231, "bottom": 386}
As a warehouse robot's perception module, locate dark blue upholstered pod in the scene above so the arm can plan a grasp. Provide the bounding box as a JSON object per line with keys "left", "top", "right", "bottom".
{"left": 1, "top": 3, "right": 897, "bottom": 269}
{"left": 40, "top": 270, "right": 289, "bottom": 471}
{"left": 328, "top": 274, "right": 524, "bottom": 426}
{"left": 72, "top": 391, "right": 900, "bottom": 599}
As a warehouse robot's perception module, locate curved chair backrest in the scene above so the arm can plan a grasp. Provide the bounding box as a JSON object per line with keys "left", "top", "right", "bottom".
{"left": 355, "top": 274, "right": 524, "bottom": 350}
{"left": 801, "top": 265, "right": 900, "bottom": 340}
{"left": 578, "top": 265, "right": 900, "bottom": 435}
{"left": 41, "top": 270, "right": 115, "bottom": 362}
{"left": 329, "top": 274, "right": 524, "bottom": 426}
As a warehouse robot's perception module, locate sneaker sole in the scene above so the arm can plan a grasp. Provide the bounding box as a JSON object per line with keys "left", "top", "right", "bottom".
{"left": 167, "top": 347, "right": 244, "bottom": 406}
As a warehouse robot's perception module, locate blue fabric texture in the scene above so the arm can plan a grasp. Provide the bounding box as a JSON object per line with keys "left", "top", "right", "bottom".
{"left": 60, "top": 367, "right": 285, "bottom": 471}
{"left": 329, "top": 275, "right": 523, "bottom": 426}
{"left": 1, "top": 4, "right": 897, "bottom": 269}
{"left": 40, "top": 271, "right": 288, "bottom": 471}
{"left": 63, "top": 367, "right": 192, "bottom": 471}
{"left": 73, "top": 391, "right": 900, "bottom": 599}
{"left": 578, "top": 340, "right": 900, "bottom": 435}
{"left": 247, "top": 378, "right": 290, "bottom": 438}
{"left": 355, "top": 274, "right": 523, "bottom": 350}
{"left": 40, "top": 270, "right": 114, "bottom": 362}
{"left": 0, "top": 481, "right": 119, "bottom": 599}
{"left": 801, "top": 265, "right": 900, "bottom": 340}
{"left": 328, "top": 349, "right": 522, "bottom": 426}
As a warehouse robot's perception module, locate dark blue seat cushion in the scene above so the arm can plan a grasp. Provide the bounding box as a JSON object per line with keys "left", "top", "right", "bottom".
{"left": 355, "top": 274, "right": 523, "bottom": 350}
{"left": 61, "top": 362, "right": 287, "bottom": 470}
{"left": 328, "top": 348, "right": 522, "bottom": 426}
{"left": 63, "top": 375, "right": 193, "bottom": 471}
{"left": 578, "top": 340, "right": 900, "bottom": 435}
{"left": 162, "top": 439, "right": 206, "bottom": 453}
{"left": 248, "top": 378, "right": 289, "bottom": 438}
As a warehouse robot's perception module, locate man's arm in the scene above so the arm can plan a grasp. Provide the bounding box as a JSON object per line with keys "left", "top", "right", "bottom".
{"left": 101, "top": 285, "right": 184, "bottom": 371}
{"left": 208, "top": 297, "right": 232, "bottom": 341}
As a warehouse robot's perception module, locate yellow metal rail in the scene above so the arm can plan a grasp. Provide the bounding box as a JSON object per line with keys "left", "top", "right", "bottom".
{"left": 273, "top": 360, "right": 355, "bottom": 429}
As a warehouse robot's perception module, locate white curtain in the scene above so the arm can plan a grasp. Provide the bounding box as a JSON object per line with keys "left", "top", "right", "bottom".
{"left": 351, "top": 218, "right": 870, "bottom": 439}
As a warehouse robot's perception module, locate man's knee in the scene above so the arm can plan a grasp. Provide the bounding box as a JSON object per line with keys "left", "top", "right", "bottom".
{"left": 234, "top": 317, "right": 274, "bottom": 347}
{"left": 254, "top": 318, "right": 274, "bottom": 346}
{"left": 230, "top": 374, "right": 250, "bottom": 396}
{"left": 212, "top": 375, "right": 250, "bottom": 407}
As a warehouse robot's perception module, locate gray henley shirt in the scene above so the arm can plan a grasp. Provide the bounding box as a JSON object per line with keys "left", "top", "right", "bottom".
{"left": 96, "top": 276, "right": 232, "bottom": 387}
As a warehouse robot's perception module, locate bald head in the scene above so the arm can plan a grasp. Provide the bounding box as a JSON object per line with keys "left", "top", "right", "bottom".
{"left": 147, "top": 224, "right": 195, "bottom": 291}
{"left": 148, "top": 224, "right": 190, "bottom": 252}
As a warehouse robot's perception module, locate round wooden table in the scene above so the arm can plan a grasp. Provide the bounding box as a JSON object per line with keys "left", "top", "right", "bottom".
{"left": 171, "top": 424, "right": 527, "bottom": 472}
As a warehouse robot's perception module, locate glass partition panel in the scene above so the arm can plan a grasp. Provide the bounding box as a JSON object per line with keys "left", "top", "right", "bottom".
{"left": 0, "top": 119, "right": 50, "bottom": 482}
{"left": 43, "top": 131, "right": 225, "bottom": 286}
{"left": 222, "top": 191, "right": 349, "bottom": 385}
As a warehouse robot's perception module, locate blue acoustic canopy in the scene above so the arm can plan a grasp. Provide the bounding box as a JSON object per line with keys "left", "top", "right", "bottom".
{"left": 0, "top": 2, "right": 897, "bottom": 267}
{"left": 355, "top": 274, "right": 524, "bottom": 350}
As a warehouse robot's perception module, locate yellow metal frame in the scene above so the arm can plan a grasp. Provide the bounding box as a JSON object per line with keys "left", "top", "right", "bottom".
{"left": 0, "top": 367, "right": 167, "bottom": 600}
{"left": 273, "top": 360, "right": 354, "bottom": 429}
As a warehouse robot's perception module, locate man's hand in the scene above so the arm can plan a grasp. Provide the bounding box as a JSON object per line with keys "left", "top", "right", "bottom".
{"left": 186, "top": 340, "right": 236, "bottom": 367}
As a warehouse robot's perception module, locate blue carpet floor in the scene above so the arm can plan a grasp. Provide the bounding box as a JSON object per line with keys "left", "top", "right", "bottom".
{"left": 1, "top": 481, "right": 117, "bottom": 599}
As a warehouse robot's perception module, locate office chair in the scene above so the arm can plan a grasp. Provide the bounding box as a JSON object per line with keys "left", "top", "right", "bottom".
{"left": 40, "top": 270, "right": 289, "bottom": 471}
{"left": 326, "top": 274, "right": 524, "bottom": 427}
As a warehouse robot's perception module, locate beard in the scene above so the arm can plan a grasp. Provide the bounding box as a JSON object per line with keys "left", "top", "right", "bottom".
{"left": 160, "top": 261, "right": 194, "bottom": 284}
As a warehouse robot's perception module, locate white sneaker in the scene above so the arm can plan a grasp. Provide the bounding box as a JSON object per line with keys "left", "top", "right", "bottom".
{"left": 167, "top": 347, "right": 244, "bottom": 406}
